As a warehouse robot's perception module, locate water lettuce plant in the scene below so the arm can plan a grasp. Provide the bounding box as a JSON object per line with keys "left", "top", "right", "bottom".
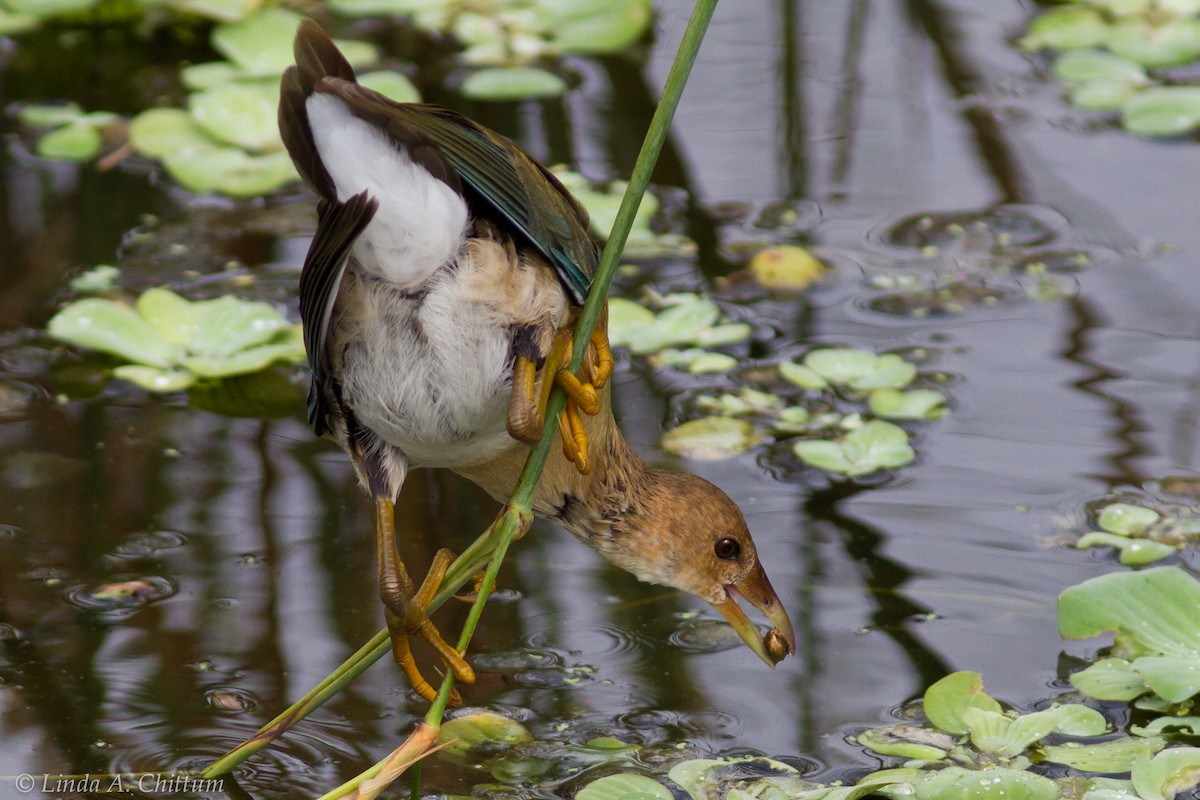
{"left": 608, "top": 294, "right": 751, "bottom": 356}
{"left": 1060, "top": 567, "right": 1200, "bottom": 711}
{"left": 47, "top": 287, "right": 304, "bottom": 392}
{"left": 1075, "top": 501, "right": 1194, "bottom": 565}
{"left": 1021, "top": 1, "right": 1200, "bottom": 136}
{"left": 647, "top": 344, "right": 944, "bottom": 475}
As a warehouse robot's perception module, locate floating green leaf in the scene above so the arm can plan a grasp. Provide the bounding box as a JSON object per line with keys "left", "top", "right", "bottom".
{"left": 461, "top": 66, "right": 567, "bottom": 100}
{"left": 1061, "top": 568, "right": 1200, "bottom": 706}
{"left": 36, "top": 122, "right": 102, "bottom": 162}
{"left": 1077, "top": 533, "right": 1178, "bottom": 565}
{"left": 793, "top": 420, "right": 915, "bottom": 477}
{"left": 1043, "top": 737, "right": 1165, "bottom": 773}
{"left": 1021, "top": 7, "right": 1110, "bottom": 51}
{"left": 803, "top": 349, "right": 917, "bottom": 391}
{"left": 437, "top": 711, "right": 532, "bottom": 761}
{"left": 359, "top": 70, "right": 422, "bottom": 103}
{"left": 1131, "top": 748, "right": 1200, "bottom": 800}
{"left": 551, "top": 0, "right": 651, "bottom": 55}
{"left": 129, "top": 108, "right": 213, "bottom": 158}
{"left": 47, "top": 289, "right": 304, "bottom": 393}
{"left": 1099, "top": 503, "right": 1161, "bottom": 535}
{"left": 189, "top": 82, "right": 282, "bottom": 153}
{"left": 1107, "top": 17, "right": 1200, "bottom": 68}
{"left": 869, "top": 388, "right": 946, "bottom": 420}
{"left": 576, "top": 774, "right": 672, "bottom": 800}
{"left": 1122, "top": 87, "right": 1200, "bottom": 137}
{"left": 923, "top": 671, "right": 1003, "bottom": 737}
{"left": 778, "top": 360, "right": 828, "bottom": 389}
{"left": 48, "top": 299, "right": 178, "bottom": 369}
{"left": 1055, "top": 49, "right": 1147, "bottom": 84}
{"left": 661, "top": 417, "right": 760, "bottom": 460}
{"left": 912, "top": 766, "right": 1059, "bottom": 800}
{"left": 1069, "top": 658, "right": 1150, "bottom": 701}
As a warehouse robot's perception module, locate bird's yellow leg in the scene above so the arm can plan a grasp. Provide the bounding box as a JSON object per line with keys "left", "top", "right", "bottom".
{"left": 376, "top": 498, "right": 475, "bottom": 705}
{"left": 505, "top": 354, "right": 541, "bottom": 444}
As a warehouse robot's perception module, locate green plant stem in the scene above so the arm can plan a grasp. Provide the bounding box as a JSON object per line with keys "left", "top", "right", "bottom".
{"left": 204, "top": 0, "right": 719, "bottom": 786}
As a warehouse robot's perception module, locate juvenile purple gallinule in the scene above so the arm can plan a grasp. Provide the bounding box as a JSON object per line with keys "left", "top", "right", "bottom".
{"left": 279, "top": 20, "right": 795, "bottom": 704}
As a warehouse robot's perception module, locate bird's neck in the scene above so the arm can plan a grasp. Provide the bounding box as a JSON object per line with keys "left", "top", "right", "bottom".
{"left": 453, "top": 386, "right": 655, "bottom": 534}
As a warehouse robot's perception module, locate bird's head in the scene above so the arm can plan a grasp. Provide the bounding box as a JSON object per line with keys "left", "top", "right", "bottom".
{"left": 599, "top": 469, "right": 796, "bottom": 667}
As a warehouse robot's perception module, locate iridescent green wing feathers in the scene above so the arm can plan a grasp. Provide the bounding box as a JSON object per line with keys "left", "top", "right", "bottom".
{"left": 390, "top": 103, "right": 599, "bottom": 305}
{"left": 283, "top": 20, "right": 599, "bottom": 305}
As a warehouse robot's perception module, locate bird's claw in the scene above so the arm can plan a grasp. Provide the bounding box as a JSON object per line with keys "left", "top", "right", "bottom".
{"left": 380, "top": 545, "right": 476, "bottom": 706}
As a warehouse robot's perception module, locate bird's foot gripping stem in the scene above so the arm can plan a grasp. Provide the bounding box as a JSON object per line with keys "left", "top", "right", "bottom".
{"left": 507, "top": 324, "right": 613, "bottom": 476}
{"left": 376, "top": 498, "right": 475, "bottom": 706}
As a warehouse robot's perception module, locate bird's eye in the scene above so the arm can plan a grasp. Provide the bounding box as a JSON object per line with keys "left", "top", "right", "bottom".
{"left": 714, "top": 537, "right": 740, "bottom": 561}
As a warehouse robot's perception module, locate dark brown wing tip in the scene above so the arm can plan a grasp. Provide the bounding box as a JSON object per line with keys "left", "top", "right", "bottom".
{"left": 294, "top": 19, "right": 356, "bottom": 86}
{"left": 279, "top": 19, "right": 356, "bottom": 200}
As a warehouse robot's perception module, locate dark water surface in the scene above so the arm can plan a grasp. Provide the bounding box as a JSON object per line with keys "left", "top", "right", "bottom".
{"left": 3, "top": 1, "right": 1200, "bottom": 797}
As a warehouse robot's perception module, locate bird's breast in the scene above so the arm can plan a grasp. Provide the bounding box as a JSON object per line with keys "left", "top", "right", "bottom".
{"left": 327, "top": 237, "right": 569, "bottom": 470}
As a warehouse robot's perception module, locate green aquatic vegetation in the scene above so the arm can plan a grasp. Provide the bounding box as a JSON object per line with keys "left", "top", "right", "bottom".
{"left": 851, "top": 671, "right": 1200, "bottom": 800}
{"left": 660, "top": 417, "right": 761, "bottom": 460}
{"left": 607, "top": 294, "right": 750, "bottom": 356}
{"left": 330, "top": 0, "right": 651, "bottom": 84}
{"left": 554, "top": 169, "right": 696, "bottom": 256}
{"left": 792, "top": 420, "right": 916, "bottom": 477}
{"left": 1060, "top": 567, "right": 1200, "bottom": 710}
{"left": 649, "top": 344, "right": 944, "bottom": 474}
{"left": 1073, "top": 485, "right": 1200, "bottom": 564}
{"left": 1021, "top": 1, "right": 1200, "bottom": 136}
{"left": 0, "top": 0, "right": 262, "bottom": 29}
{"left": 17, "top": 102, "right": 120, "bottom": 162}
{"left": 47, "top": 287, "right": 305, "bottom": 392}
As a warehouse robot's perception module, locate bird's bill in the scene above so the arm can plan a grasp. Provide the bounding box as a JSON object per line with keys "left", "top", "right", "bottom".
{"left": 712, "top": 564, "right": 796, "bottom": 668}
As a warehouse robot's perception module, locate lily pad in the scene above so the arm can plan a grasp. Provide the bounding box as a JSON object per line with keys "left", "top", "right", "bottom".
{"left": 868, "top": 388, "right": 946, "bottom": 420}
{"left": 803, "top": 349, "right": 917, "bottom": 391}
{"left": 576, "top": 774, "right": 672, "bottom": 800}
{"left": 792, "top": 420, "right": 915, "bottom": 477}
{"left": 1122, "top": 87, "right": 1200, "bottom": 137}
{"left": 437, "top": 711, "right": 532, "bottom": 761}
{"left": 661, "top": 417, "right": 760, "bottom": 460}
{"left": 748, "top": 245, "right": 826, "bottom": 290}
{"left": 36, "top": 122, "right": 102, "bottom": 162}
{"left": 128, "top": 108, "right": 213, "bottom": 159}
{"left": 460, "top": 66, "right": 567, "bottom": 100}
{"left": 47, "top": 289, "right": 304, "bottom": 393}
{"left": 551, "top": 0, "right": 652, "bottom": 55}
{"left": 189, "top": 82, "right": 282, "bottom": 153}
{"left": 923, "top": 671, "right": 1003, "bottom": 737}
{"left": 1021, "top": 6, "right": 1110, "bottom": 51}
{"left": 1060, "top": 567, "right": 1200, "bottom": 706}
{"left": 1107, "top": 17, "right": 1200, "bottom": 69}
{"left": 1043, "top": 737, "right": 1165, "bottom": 773}
{"left": 1131, "top": 748, "right": 1200, "bottom": 800}
{"left": 913, "top": 766, "right": 1059, "bottom": 800}
{"left": 1069, "top": 658, "right": 1150, "bottom": 702}
{"left": 359, "top": 70, "right": 422, "bottom": 103}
